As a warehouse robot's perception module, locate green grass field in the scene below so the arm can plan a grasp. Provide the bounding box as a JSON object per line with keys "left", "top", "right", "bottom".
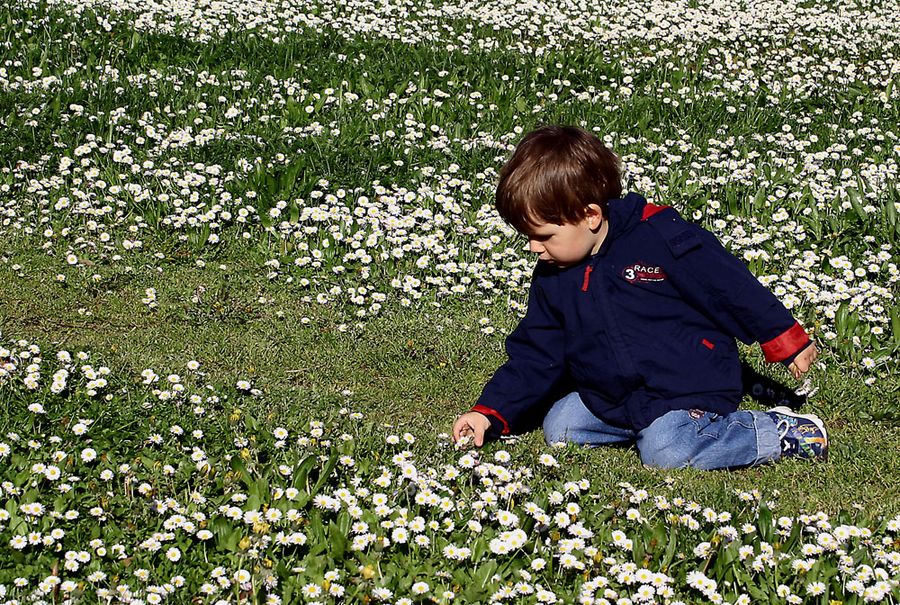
{"left": 1, "top": 0, "right": 899, "bottom": 603}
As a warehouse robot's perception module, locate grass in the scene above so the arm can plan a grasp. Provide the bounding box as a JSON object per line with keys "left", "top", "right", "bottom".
{"left": 2, "top": 250, "right": 898, "bottom": 518}
{"left": 1, "top": 1, "right": 899, "bottom": 601}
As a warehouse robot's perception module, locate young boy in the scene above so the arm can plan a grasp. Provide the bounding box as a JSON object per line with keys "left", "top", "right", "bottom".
{"left": 452, "top": 125, "right": 826, "bottom": 469}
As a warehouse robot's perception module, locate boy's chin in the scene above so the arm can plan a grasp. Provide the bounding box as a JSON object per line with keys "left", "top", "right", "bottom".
{"left": 541, "top": 259, "right": 573, "bottom": 268}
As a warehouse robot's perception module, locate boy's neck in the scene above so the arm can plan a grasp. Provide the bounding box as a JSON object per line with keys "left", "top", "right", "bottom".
{"left": 590, "top": 219, "right": 610, "bottom": 256}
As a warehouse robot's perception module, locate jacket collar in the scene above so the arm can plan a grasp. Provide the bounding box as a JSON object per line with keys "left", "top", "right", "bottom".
{"left": 595, "top": 192, "right": 647, "bottom": 257}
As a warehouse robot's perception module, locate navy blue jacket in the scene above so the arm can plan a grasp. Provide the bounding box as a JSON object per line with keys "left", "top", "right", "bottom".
{"left": 473, "top": 193, "right": 810, "bottom": 435}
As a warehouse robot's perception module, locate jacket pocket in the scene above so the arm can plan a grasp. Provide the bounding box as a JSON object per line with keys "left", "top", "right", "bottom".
{"left": 696, "top": 335, "right": 742, "bottom": 388}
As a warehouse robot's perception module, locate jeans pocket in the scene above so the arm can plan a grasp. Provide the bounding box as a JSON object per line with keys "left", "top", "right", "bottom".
{"left": 687, "top": 409, "right": 721, "bottom": 438}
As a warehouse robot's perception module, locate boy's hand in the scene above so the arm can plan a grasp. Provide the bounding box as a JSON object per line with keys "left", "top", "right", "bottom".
{"left": 452, "top": 412, "right": 492, "bottom": 447}
{"left": 788, "top": 342, "right": 818, "bottom": 380}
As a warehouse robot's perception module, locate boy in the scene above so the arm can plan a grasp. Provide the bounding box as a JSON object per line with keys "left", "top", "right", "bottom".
{"left": 452, "top": 126, "right": 825, "bottom": 469}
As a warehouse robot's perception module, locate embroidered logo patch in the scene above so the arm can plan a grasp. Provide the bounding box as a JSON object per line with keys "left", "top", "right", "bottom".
{"left": 689, "top": 409, "right": 705, "bottom": 419}
{"left": 621, "top": 262, "right": 667, "bottom": 283}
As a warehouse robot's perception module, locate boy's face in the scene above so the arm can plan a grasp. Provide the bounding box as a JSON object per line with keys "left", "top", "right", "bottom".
{"left": 526, "top": 204, "right": 607, "bottom": 268}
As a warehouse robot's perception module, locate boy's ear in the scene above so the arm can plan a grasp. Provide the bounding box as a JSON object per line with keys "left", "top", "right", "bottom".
{"left": 586, "top": 204, "right": 604, "bottom": 229}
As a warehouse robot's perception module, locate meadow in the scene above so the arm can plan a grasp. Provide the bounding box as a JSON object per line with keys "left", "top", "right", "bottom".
{"left": 1, "top": 0, "right": 899, "bottom": 603}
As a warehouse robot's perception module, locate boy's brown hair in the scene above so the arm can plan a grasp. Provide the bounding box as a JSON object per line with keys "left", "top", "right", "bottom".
{"left": 496, "top": 125, "right": 622, "bottom": 235}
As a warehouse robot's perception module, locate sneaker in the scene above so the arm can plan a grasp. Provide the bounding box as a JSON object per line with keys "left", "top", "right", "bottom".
{"left": 766, "top": 406, "right": 828, "bottom": 461}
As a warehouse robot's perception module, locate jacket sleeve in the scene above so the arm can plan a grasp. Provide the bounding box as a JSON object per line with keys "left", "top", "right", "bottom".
{"left": 648, "top": 209, "right": 811, "bottom": 364}
{"left": 473, "top": 269, "right": 567, "bottom": 437}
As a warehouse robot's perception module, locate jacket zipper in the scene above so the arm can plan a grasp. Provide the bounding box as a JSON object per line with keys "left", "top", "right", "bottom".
{"left": 581, "top": 265, "right": 593, "bottom": 292}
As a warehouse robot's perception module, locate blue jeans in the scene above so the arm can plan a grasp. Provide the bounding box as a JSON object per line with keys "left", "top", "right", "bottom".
{"left": 543, "top": 392, "right": 781, "bottom": 470}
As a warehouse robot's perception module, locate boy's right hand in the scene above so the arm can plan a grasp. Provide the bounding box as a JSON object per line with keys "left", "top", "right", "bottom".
{"left": 788, "top": 342, "right": 818, "bottom": 380}
{"left": 452, "top": 411, "right": 492, "bottom": 447}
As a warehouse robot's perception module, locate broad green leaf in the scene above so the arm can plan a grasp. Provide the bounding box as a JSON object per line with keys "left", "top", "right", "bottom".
{"left": 847, "top": 188, "right": 867, "bottom": 223}
{"left": 328, "top": 520, "right": 349, "bottom": 560}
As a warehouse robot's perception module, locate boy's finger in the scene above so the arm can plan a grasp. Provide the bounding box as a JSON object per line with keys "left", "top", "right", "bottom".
{"left": 474, "top": 428, "right": 484, "bottom": 447}
{"left": 452, "top": 419, "right": 466, "bottom": 442}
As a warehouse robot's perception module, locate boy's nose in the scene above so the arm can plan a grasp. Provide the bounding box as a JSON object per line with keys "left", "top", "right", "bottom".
{"left": 529, "top": 240, "right": 544, "bottom": 254}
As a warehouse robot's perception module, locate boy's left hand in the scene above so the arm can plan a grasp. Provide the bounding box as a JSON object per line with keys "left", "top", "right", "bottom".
{"left": 788, "top": 342, "right": 818, "bottom": 380}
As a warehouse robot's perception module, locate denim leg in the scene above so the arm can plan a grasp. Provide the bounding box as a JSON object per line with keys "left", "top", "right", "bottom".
{"left": 637, "top": 409, "right": 781, "bottom": 470}
{"left": 543, "top": 392, "right": 636, "bottom": 446}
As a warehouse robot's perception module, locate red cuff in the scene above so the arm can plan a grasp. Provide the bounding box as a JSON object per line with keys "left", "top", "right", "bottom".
{"left": 471, "top": 405, "right": 510, "bottom": 435}
{"left": 760, "top": 322, "right": 809, "bottom": 363}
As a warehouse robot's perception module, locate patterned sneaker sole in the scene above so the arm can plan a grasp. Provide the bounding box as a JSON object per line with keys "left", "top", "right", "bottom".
{"left": 769, "top": 406, "right": 829, "bottom": 461}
